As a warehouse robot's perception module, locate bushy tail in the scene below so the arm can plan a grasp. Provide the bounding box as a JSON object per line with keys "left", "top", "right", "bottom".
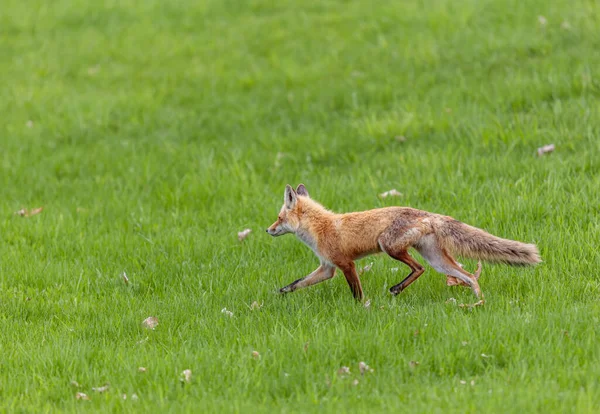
{"left": 437, "top": 219, "right": 541, "bottom": 265}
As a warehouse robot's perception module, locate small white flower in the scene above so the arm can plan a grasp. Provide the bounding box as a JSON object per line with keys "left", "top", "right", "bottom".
{"left": 379, "top": 189, "right": 402, "bottom": 198}
{"left": 237, "top": 229, "right": 252, "bottom": 241}
{"left": 142, "top": 317, "right": 158, "bottom": 330}
{"left": 358, "top": 361, "right": 374, "bottom": 375}
{"left": 180, "top": 369, "right": 192, "bottom": 383}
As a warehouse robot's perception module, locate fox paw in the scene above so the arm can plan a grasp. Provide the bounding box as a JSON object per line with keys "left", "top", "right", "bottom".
{"left": 279, "top": 285, "right": 293, "bottom": 294}
{"left": 473, "top": 261, "right": 482, "bottom": 280}
{"left": 389, "top": 285, "right": 402, "bottom": 296}
{"left": 279, "top": 279, "right": 301, "bottom": 294}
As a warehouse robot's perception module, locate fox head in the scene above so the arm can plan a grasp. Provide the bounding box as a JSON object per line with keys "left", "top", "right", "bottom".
{"left": 266, "top": 184, "right": 309, "bottom": 236}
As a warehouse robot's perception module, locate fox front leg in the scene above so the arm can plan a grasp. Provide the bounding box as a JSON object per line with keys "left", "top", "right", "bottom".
{"left": 337, "top": 261, "right": 364, "bottom": 301}
{"left": 279, "top": 264, "right": 336, "bottom": 294}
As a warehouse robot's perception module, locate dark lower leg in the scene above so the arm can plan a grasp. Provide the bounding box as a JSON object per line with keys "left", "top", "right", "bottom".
{"left": 388, "top": 251, "right": 425, "bottom": 295}
{"left": 280, "top": 265, "right": 335, "bottom": 293}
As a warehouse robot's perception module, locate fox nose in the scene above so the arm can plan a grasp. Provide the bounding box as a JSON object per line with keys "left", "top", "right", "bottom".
{"left": 265, "top": 229, "right": 269, "bottom": 233}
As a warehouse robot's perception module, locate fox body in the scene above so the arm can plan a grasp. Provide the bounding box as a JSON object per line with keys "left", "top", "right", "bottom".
{"left": 267, "top": 184, "right": 541, "bottom": 302}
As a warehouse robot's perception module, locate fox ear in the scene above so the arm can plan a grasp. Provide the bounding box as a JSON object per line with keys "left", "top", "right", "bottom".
{"left": 284, "top": 184, "right": 297, "bottom": 209}
{"left": 296, "top": 184, "right": 309, "bottom": 197}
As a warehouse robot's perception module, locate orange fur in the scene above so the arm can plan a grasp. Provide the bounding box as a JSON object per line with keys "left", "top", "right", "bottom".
{"left": 267, "top": 184, "right": 541, "bottom": 302}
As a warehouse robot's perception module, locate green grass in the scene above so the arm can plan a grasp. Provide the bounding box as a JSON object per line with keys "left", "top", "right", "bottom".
{"left": 2, "top": 0, "right": 600, "bottom": 411}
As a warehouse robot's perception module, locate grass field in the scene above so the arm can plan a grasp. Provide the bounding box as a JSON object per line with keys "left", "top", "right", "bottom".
{"left": 2, "top": 0, "right": 600, "bottom": 411}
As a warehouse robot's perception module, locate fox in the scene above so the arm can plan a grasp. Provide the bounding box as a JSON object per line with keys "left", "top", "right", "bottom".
{"left": 266, "top": 184, "right": 541, "bottom": 303}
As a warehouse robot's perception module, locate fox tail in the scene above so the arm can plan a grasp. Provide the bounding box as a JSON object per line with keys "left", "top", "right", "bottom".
{"left": 437, "top": 219, "right": 541, "bottom": 265}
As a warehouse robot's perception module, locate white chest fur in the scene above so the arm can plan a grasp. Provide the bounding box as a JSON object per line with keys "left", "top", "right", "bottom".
{"left": 295, "top": 229, "right": 332, "bottom": 265}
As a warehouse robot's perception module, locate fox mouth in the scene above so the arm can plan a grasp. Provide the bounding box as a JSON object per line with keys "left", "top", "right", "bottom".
{"left": 267, "top": 229, "right": 284, "bottom": 237}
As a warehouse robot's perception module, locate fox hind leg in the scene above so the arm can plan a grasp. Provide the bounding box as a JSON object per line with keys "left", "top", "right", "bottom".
{"left": 386, "top": 250, "right": 425, "bottom": 295}
{"left": 416, "top": 236, "right": 483, "bottom": 300}
{"left": 446, "top": 261, "right": 481, "bottom": 286}
{"left": 444, "top": 259, "right": 484, "bottom": 302}
{"left": 378, "top": 227, "right": 427, "bottom": 295}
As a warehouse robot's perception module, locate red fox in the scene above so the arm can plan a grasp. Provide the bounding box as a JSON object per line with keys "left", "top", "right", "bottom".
{"left": 267, "top": 184, "right": 541, "bottom": 303}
